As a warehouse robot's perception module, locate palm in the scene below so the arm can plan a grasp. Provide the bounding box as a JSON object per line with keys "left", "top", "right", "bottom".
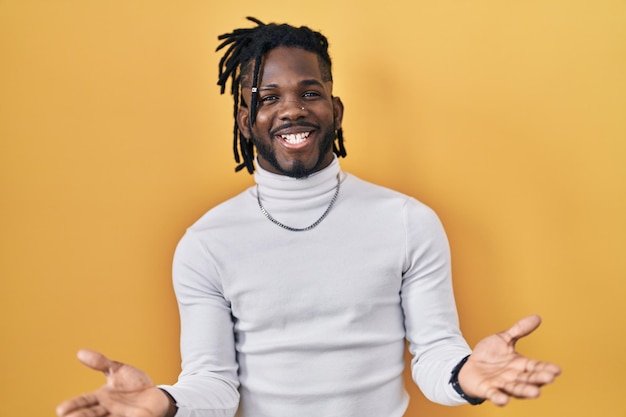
{"left": 56, "top": 350, "right": 170, "bottom": 417}
{"left": 458, "top": 315, "right": 561, "bottom": 406}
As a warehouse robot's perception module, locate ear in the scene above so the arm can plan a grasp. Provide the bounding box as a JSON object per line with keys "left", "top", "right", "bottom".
{"left": 237, "top": 105, "right": 251, "bottom": 140}
{"left": 332, "top": 96, "right": 344, "bottom": 130}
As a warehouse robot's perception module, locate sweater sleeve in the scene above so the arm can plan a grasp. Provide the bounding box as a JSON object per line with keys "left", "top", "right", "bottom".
{"left": 159, "top": 231, "right": 240, "bottom": 417}
{"left": 400, "top": 199, "right": 471, "bottom": 405}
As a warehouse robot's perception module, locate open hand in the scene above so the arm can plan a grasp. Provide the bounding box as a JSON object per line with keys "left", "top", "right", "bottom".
{"left": 458, "top": 315, "right": 562, "bottom": 406}
{"left": 56, "top": 350, "right": 171, "bottom": 417}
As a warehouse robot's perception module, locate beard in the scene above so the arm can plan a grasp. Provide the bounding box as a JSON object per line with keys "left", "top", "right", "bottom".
{"left": 251, "top": 124, "right": 336, "bottom": 179}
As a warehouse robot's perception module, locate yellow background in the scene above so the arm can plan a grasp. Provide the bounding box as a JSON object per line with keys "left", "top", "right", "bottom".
{"left": 1, "top": 1, "right": 625, "bottom": 416}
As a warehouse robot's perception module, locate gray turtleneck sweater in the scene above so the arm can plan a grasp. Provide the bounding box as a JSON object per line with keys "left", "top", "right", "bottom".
{"left": 161, "top": 158, "right": 471, "bottom": 417}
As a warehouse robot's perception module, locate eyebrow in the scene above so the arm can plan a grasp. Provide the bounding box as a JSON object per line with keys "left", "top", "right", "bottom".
{"left": 259, "top": 79, "right": 325, "bottom": 91}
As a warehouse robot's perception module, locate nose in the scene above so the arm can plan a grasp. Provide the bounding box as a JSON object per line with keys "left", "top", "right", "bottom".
{"left": 278, "top": 98, "right": 307, "bottom": 120}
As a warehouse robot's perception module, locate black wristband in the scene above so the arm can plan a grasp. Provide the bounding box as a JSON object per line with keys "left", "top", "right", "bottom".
{"left": 449, "top": 355, "right": 485, "bottom": 405}
{"left": 158, "top": 388, "right": 179, "bottom": 417}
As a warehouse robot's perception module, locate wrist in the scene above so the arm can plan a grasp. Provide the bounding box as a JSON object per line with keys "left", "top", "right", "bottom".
{"left": 449, "top": 355, "right": 485, "bottom": 405}
{"left": 158, "top": 388, "right": 178, "bottom": 417}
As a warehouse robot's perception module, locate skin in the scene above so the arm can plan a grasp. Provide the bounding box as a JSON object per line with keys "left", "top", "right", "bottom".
{"left": 458, "top": 314, "right": 561, "bottom": 405}
{"left": 55, "top": 46, "right": 561, "bottom": 417}
{"left": 237, "top": 47, "right": 344, "bottom": 178}
{"left": 55, "top": 350, "right": 173, "bottom": 417}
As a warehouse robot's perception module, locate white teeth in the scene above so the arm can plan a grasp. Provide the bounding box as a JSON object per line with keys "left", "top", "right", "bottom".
{"left": 280, "top": 132, "right": 310, "bottom": 144}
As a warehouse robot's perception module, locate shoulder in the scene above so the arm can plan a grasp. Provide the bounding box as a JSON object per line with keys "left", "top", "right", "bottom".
{"left": 186, "top": 186, "right": 257, "bottom": 233}
{"left": 173, "top": 186, "right": 257, "bottom": 271}
{"left": 343, "top": 173, "right": 434, "bottom": 212}
{"left": 342, "top": 172, "right": 444, "bottom": 233}
{"left": 342, "top": 173, "right": 407, "bottom": 199}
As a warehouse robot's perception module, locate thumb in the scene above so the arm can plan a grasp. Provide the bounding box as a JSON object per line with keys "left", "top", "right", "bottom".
{"left": 76, "top": 349, "right": 120, "bottom": 375}
{"left": 503, "top": 314, "right": 542, "bottom": 344}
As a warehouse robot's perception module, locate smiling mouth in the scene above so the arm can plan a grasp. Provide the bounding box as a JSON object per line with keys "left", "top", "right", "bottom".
{"left": 279, "top": 131, "right": 311, "bottom": 145}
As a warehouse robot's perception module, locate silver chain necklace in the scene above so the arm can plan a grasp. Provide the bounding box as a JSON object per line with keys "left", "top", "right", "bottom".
{"left": 256, "top": 174, "right": 341, "bottom": 232}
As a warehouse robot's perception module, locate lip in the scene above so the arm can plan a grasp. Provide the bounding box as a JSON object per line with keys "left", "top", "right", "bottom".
{"left": 271, "top": 122, "right": 319, "bottom": 150}
{"left": 275, "top": 130, "right": 315, "bottom": 149}
{"left": 270, "top": 122, "right": 319, "bottom": 137}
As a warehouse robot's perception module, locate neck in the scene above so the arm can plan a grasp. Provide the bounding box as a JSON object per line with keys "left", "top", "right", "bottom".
{"left": 252, "top": 157, "right": 342, "bottom": 228}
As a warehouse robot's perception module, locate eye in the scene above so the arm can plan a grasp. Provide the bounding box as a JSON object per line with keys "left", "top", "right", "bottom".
{"left": 260, "top": 95, "right": 278, "bottom": 103}
{"left": 303, "top": 91, "right": 321, "bottom": 99}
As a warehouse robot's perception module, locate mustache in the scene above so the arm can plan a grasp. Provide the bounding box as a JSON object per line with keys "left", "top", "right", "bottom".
{"left": 270, "top": 121, "right": 320, "bottom": 136}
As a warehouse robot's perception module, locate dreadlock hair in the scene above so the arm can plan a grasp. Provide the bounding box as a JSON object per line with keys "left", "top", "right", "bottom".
{"left": 216, "top": 17, "right": 347, "bottom": 174}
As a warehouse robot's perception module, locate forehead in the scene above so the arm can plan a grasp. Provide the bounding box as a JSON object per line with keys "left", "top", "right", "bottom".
{"left": 258, "top": 47, "right": 324, "bottom": 84}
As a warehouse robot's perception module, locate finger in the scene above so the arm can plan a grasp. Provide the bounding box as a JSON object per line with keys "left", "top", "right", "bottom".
{"left": 508, "top": 358, "right": 563, "bottom": 381}
{"left": 526, "top": 360, "right": 562, "bottom": 379}
{"left": 60, "top": 404, "right": 109, "bottom": 417}
{"left": 519, "top": 366, "right": 562, "bottom": 386}
{"left": 56, "top": 393, "right": 98, "bottom": 416}
{"left": 501, "top": 380, "right": 542, "bottom": 399}
{"left": 539, "top": 362, "right": 562, "bottom": 378}
{"left": 60, "top": 405, "right": 109, "bottom": 417}
{"left": 485, "top": 378, "right": 542, "bottom": 406}
{"left": 484, "top": 386, "right": 510, "bottom": 407}
{"left": 497, "top": 366, "right": 562, "bottom": 402}
{"left": 77, "top": 350, "right": 122, "bottom": 375}
{"left": 502, "top": 315, "right": 542, "bottom": 344}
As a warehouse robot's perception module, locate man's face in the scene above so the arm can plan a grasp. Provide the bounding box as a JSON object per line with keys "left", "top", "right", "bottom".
{"left": 237, "top": 47, "right": 343, "bottom": 178}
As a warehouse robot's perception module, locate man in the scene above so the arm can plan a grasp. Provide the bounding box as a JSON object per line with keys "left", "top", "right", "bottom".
{"left": 56, "top": 18, "right": 561, "bottom": 417}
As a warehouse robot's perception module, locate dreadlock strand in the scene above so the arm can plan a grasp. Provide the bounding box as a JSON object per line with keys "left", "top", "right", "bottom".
{"left": 217, "top": 44, "right": 245, "bottom": 94}
{"left": 234, "top": 133, "right": 247, "bottom": 172}
{"left": 232, "top": 81, "right": 241, "bottom": 164}
{"left": 245, "top": 138, "right": 255, "bottom": 173}
{"left": 335, "top": 128, "right": 347, "bottom": 157}
{"left": 217, "top": 45, "right": 238, "bottom": 92}
{"left": 248, "top": 53, "right": 263, "bottom": 127}
{"left": 237, "top": 132, "right": 254, "bottom": 174}
{"left": 245, "top": 16, "right": 265, "bottom": 26}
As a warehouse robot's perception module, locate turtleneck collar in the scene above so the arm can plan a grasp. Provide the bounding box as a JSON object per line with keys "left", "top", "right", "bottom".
{"left": 253, "top": 156, "right": 342, "bottom": 202}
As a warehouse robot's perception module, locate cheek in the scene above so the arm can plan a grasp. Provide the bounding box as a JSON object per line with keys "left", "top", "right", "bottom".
{"left": 252, "top": 110, "right": 273, "bottom": 134}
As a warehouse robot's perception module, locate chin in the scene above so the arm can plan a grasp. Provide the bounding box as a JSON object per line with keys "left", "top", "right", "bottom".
{"left": 254, "top": 132, "right": 335, "bottom": 178}
{"left": 278, "top": 159, "right": 316, "bottom": 178}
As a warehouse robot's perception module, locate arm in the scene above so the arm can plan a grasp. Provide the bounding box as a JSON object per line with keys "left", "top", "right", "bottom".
{"left": 159, "top": 230, "right": 240, "bottom": 416}
{"left": 400, "top": 201, "right": 561, "bottom": 406}
{"left": 57, "top": 230, "right": 240, "bottom": 417}
{"left": 401, "top": 200, "right": 472, "bottom": 405}
{"left": 456, "top": 315, "right": 562, "bottom": 406}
